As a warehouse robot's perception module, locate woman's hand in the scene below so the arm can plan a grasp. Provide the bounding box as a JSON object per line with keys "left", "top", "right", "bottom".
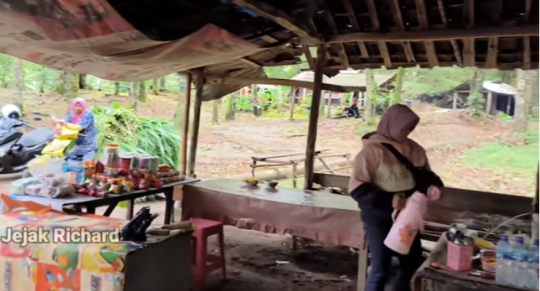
{"left": 392, "top": 194, "right": 407, "bottom": 210}
{"left": 427, "top": 186, "right": 443, "bottom": 201}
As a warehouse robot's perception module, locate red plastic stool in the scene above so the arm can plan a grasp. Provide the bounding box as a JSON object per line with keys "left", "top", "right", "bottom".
{"left": 190, "top": 218, "right": 226, "bottom": 291}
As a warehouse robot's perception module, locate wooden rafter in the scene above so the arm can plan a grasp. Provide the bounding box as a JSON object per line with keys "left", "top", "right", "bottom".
{"left": 524, "top": 0, "right": 532, "bottom": 23}
{"left": 523, "top": 0, "right": 532, "bottom": 69}
{"left": 302, "top": 45, "right": 315, "bottom": 70}
{"left": 523, "top": 37, "right": 531, "bottom": 69}
{"left": 462, "top": 0, "right": 475, "bottom": 67}
{"left": 231, "top": 0, "right": 320, "bottom": 44}
{"left": 387, "top": 0, "right": 415, "bottom": 62}
{"left": 341, "top": 0, "right": 369, "bottom": 58}
{"left": 327, "top": 25, "right": 539, "bottom": 43}
{"left": 365, "top": 0, "right": 391, "bottom": 68}
{"left": 436, "top": 0, "right": 462, "bottom": 66}
{"left": 323, "top": 9, "right": 349, "bottom": 68}
{"left": 486, "top": 0, "right": 502, "bottom": 69}
{"left": 486, "top": 37, "right": 499, "bottom": 68}
{"left": 414, "top": 0, "right": 438, "bottom": 67}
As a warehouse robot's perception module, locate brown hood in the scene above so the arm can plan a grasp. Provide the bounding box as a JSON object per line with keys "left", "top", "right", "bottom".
{"left": 376, "top": 104, "right": 420, "bottom": 142}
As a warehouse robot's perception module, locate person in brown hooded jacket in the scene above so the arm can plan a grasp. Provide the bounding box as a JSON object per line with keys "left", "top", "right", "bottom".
{"left": 349, "top": 104, "right": 443, "bottom": 291}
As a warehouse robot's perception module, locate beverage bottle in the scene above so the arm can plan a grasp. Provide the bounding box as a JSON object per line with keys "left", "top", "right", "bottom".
{"left": 496, "top": 235, "right": 513, "bottom": 285}
{"left": 526, "top": 239, "right": 539, "bottom": 290}
{"left": 511, "top": 236, "right": 529, "bottom": 288}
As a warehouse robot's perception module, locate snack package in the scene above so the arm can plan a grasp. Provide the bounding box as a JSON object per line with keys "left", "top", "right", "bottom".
{"left": 11, "top": 177, "right": 41, "bottom": 195}
{"left": 39, "top": 175, "right": 74, "bottom": 198}
{"left": 25, "top": 183, "right": 43, "bottom": 196}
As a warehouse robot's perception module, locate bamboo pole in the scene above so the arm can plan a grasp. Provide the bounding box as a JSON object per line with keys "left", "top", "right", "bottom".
{"left": 304, "top": 45, "right": 327, "bottom": 190}
{"left": 180, "top": 73, "right": 192, "bottom": 176}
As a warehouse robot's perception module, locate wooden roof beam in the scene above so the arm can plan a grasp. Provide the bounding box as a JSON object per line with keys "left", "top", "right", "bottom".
{"left": 342, "top": 0, "right": 369, "bottom": 58}
{"left": 231, "top": 0, "right": 321, "bottom": 44}
{"left": 414, "top": 0, "right": 439, "bottom": 67}
{"left": 387, "top": 0, "right": 415, "bottom": 62}
{"left": 327, "top": 25, "right": 539, "bottom": 43}
{"left": 365, "top": 0, "right": 392, "bottom": 68}
{"left": 436, "top": 0, "right": 462, "bottom": 66}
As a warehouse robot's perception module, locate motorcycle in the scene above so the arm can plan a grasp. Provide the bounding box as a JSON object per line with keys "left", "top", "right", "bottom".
{"left": 0, "top": 115, "right": 55, "bottom": 178}
{"left": 0, "top": 114, "right": 83, "bottom": 179}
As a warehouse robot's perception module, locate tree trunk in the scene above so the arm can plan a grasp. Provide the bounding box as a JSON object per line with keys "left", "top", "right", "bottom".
{"left": 151, "top": 79, "right": 159, "bottom": 95}
{"left": 225, "top": 93, "right": 236, "bottom": 121}
{"left": 78, "top": 74, "right": 87, "bottom": 89}
{"left": 114, "top": 82, "right": 120, "bottom": 95}
{"left": 212, "top": 99, "right": 219, "bottom": 124}
{"left": 137, "top": 81, "right": 146, "bottom": 102}
{"left": 466, "top": 68, "right": 485, "bottom": 115}
{"left": 289, "top": 91, "right": 295, "bottom": 120}
{"left": 391, "top": 67, "right": 403, "bottom": 105}
{"left": 159, "top": 77, "right": 167, "bottom": 91}
{"left": 129, "top": 82, "right": 138, "bottom": 109}
{"left": 173, "top": 88, "right": 184, "bottom": 126}
{"left": 364, "top": 69, "right": 377, "bottom": 123}
{"left": 58, "top": 72, "right": 79, "bottom": 113}
{"left": 523, "top": 70, "right": 534, "bottom": 118}
{"left": 513, "top": 69, "right": 527, "bottom": 132}
{"left": 326, "top": 92, "right": 332, "bottom": 118}
{"left": 13, "top": 58, "right": 24, "bottom": 112}
{"left": 38, "top": 66, "right": 46, "bottom": 94}
{"left": 251, "top": 84, "right": 258, "bottom": 116}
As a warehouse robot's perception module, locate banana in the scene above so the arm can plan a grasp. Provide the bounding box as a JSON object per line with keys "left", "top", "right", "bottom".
{"left": 475, "top": 237, "right": 495, "bottom": 250}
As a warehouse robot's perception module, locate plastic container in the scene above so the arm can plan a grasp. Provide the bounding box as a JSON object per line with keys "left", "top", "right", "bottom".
{"left": 511, "top": 236, "right": 529, "bottom": 288}
{"left": 525, "top": 239, "right": 539, "bottom": 289}
{"left": 496, "top": 235, "right": 513, "bottom": 285}
{"left": 384, "top": 192, "right": 427, "bottom": 255}
{"left": 447, "top": 241, "right": 474, "bottom": 271}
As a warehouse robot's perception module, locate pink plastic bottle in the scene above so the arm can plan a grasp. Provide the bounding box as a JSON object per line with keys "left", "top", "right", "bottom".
{"left": 384, "top": 192, "right": 428, "bottom": 255}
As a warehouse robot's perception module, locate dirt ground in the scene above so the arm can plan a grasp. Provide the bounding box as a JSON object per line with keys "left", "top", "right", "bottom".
{"left": 0, "top": 90, "right": 535, "bottom": 290}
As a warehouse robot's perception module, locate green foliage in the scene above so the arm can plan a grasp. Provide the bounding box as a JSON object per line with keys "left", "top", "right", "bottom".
{"left": 402, "top": 67, "right": 502, "bottom": 99}
{"left": 467, "top": 91, "right": 485, "bottom": 116}
{"left": 91, "top": 103, "right": 181, "bottom": 168}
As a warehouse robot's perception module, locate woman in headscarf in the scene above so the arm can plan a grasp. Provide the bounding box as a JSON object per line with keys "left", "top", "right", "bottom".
{"left": 349, "top": 104, "right": 443, "bottom": 291}
{"left": 57, "top": 98, "right": 98, "bottom": 161}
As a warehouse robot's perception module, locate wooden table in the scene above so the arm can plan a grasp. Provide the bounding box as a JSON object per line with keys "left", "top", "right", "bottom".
{"left": 413, "top": 233, "right": 527, "bottom": 291}
{"left": 69, "top": 178, "right": 200, "bottom": 224}
{"left": 8, "top": 178, "right": 199, "bottom": 225}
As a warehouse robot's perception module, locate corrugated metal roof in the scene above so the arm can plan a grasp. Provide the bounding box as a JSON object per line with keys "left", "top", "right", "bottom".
{"left": 483, "top": 81, "right": 518, "bottom": 95}
{"left": 291, "top": 70, "right": 395, "bottom": 88}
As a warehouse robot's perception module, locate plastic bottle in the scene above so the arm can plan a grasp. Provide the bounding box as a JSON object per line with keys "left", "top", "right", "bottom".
{"left": 526, "top": 239, "right": 539, "bottom": 290}
{"left": 496, "top": 235, "right": 513, "bottom": 286}
{"left": 511, "top": 236, "right": 529, "bottom": 288}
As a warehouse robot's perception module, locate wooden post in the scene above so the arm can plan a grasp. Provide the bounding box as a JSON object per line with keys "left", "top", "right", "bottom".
{"left": 188, "top": 70, "right": 204, "bottom": 177}
{"left": 486, "top": 91, "right": 493, "bottom": 114}
{"left": 452, "top": 91, "right": 458, "bottom": 110}
{"left": 304, "top": 45, "right": 327, "bottom": 190}
{"left": 180, "top": 73, "right": 192, "bottom": 176}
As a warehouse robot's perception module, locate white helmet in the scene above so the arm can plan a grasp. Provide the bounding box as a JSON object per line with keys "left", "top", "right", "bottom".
{"left": 1, "top": 104, "right": 21, "bottom": 119}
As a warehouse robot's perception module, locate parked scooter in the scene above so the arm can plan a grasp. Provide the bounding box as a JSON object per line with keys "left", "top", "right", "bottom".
{"left": 0, "top": 115, "right": 57, "bottom": 178}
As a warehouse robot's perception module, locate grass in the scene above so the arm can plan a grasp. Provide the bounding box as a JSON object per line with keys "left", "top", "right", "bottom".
{"left": 460, "top": 130, "right": 539, "bottom": 180}
{"left": 354, "top": 123, "right": 377, "bottom": 136}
